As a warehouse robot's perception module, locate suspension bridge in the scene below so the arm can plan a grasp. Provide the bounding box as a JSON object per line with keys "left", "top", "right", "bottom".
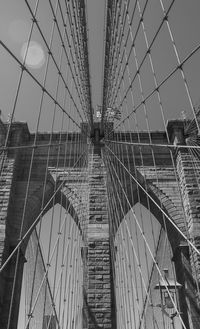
{"left": 0, "top": 0, "right": 200, "bottom": 328}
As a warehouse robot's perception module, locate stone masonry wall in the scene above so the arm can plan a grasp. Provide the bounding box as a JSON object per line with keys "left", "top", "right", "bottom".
{"left": 83, "top": 146, "right": 115, "bottom": 329}
{"left": 176, "top": 151, "right": 200, "bottom": 282}
{"left": 0, "top": 155, "right": 15, "bottom": 267}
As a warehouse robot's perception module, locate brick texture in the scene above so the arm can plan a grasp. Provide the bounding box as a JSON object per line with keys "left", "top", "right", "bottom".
{"left": 82, "top": 147, "right": 115, "bottom": 329}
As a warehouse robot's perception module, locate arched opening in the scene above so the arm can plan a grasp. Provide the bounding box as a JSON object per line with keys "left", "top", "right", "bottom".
{"left": 114, "top": 203, "right": 182, "bottom": 329}
{"left": 17, "top": 203, "right": 83, "bottom": 329}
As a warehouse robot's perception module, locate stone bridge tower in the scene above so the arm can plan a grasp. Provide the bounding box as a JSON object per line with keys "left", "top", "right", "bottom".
{"left": 0, "top": 120, "right": 200, "bottom": 328}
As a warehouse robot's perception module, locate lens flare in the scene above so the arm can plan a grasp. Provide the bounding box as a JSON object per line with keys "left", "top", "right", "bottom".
{"left": 21, "top": 41, "right": 45, "bottom": 69}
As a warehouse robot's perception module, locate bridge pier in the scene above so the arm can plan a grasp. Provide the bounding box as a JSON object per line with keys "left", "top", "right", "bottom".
{"left": 0, "top": 249, "right": 26, "bottom": 329}
{"left": 82, "top": 144, "right": 116, "bottom": 329}
{"left": 168, "top": 121, "right": 200, "bottom": 329}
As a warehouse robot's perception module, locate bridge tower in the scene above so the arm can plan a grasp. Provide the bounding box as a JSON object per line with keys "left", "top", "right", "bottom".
{"left": 0, "top": 120, "right": 200, "bottom": 328}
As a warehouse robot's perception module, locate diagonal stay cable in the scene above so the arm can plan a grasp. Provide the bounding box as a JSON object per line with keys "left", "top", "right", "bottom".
{"left": 109, "top": 0, "right": 174, "bottom": 110}
{"left": 50, "top": 0, "right": 87, "bottom": 121}
{"left": 25, "top": 216, "right": 78, "bottom": 328}
{"left": 107, "top": 39, "right": 200, "bottom": 135}
{"left": 105, "top": 154, "right": 147, "bottom": 328}
{"left": 25, "top": 0, "right": 85, "bottom": 123}
{"left": 105, "top": 143, "right": 200, "bottom": 258}
{"left": 105, "top": 146, "right": 187, "bottom": 329}
{"left": 106, "top": 152, "right": 166, "bottom": 329}
{"left": 0, "top": 149, "right": 87, "bottom": 275}
{"left": 0, "top": 40, "right": 81, "bottom": 129}
{"left": 108, "top": 0, "right": 149, "bottom": 110}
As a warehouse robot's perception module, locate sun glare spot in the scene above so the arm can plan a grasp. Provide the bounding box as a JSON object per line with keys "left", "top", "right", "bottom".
{"left": 21, "top": 41, "right": 45, "bottom": 69}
